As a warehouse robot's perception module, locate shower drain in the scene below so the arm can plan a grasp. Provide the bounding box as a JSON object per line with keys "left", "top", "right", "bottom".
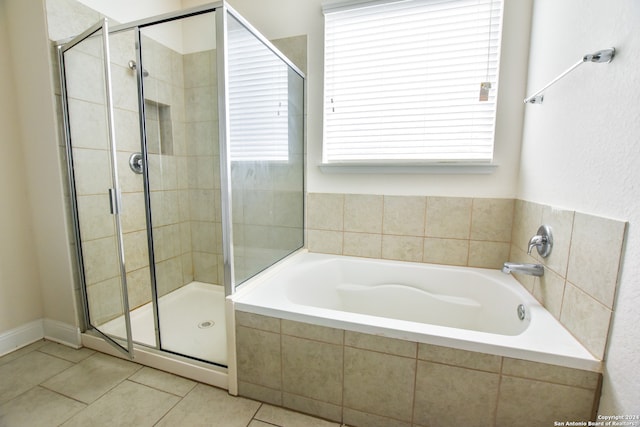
{"left": 198, "top": 320, "right": 216, "bottom": 329}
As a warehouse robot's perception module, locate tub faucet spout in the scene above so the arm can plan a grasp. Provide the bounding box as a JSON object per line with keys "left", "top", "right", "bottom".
{"left": 501, "top": 262, "right": 544, "bottom": 277}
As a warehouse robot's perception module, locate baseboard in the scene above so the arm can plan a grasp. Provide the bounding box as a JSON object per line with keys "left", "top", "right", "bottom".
{"left": 44, "top": 318, "right": 81, "bottom": 349}
{"left": 0, "top": 318, "right": 81, "bottom": 356}
{"left": 0, "top": 319, "right": 44, "bottom": 357}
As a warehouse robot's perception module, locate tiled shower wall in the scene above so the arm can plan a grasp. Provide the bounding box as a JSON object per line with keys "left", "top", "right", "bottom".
{"left": 183, "top": 49, "right": 224, "bottom": 286}
{"left": 306, "top": 193, "right": 626, "bottom": 359}
{"left": 138, "top": 35, "right": 192, "bottom": 302}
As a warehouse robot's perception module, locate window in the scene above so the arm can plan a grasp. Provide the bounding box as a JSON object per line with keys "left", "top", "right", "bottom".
{"left": 228, "top": 16, "right": 290, "bottom": 162}
{"left": 323, "top": 0, "right": 503, "bottom": 164}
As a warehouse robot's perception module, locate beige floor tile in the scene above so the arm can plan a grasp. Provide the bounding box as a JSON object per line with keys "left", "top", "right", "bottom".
{"left": 37, "top": 341, "right": 95, "bottom": 363}
{"left": 128, "top": 366, "right": 197, "bottom": 397}
{"left": 61, "top": 380, "right": 179, "bottom": 427}
{"left": 0, "top": 351, "right": 73, "bottom": 405}
{"left": 0, "top": 386, "right": 85, "bottom": 427}
{"left": 42, "top": 352, "right": 141, "bottom": 404}
{"left": 0, "top": 342, "right": 363, "bottom": 427}
{"left": 0, "top": 339, "right": 47, "bottom": 366}
{"left": 156, "top": 383, "right": 260, "bottom": 426}
{"left": 255, "top": 404, "right": 341, "bottom": 427}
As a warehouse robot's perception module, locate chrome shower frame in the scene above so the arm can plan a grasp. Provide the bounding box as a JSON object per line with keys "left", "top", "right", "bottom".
{"left": 58, "top": 18, "right": 135, "bottom": 357}
{"left": 57, "top": 0, "right": 305, "bottom": 375}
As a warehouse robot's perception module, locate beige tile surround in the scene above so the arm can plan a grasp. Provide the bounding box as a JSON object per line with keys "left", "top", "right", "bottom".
{"left": 307, "top": 193, "right": 627, "bottom": 360}
{"left": 308, "top": 193, "right": 514, "bottom": 269}
{"left": 236, "top": 312, "right": 602, "bottom": 427}
{"left": 510, "top": 200, "right": 626, "bottom": 359}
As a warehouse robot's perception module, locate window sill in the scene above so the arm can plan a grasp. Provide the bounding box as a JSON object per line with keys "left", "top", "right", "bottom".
{"left": 319, "top": 162, "right": 498, "bottom": 174}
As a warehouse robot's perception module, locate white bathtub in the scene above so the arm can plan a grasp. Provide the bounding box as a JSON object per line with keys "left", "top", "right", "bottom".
{"left": 232, "top": 251, "right": 600, "bottom": 372}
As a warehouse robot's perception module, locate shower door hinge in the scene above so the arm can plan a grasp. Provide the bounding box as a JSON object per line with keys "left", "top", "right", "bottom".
{"left": 108, "top": 187, "right": 121, "bottom": 215}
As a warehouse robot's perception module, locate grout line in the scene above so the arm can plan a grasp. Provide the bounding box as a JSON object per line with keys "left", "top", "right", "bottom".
{"left": 424, "top": 196, "right": 430, "bottom": 243}
{"left": 564, "top": 279, "right": 613, "bottom": 311}
{"left": 341, "top": 330, "right": 345, "bottom": 424}
{"left": 499, "top": 372, "right": 600, "bottom": 391}
{"left": 280, "top": 330, "right": 343, "bottom": 347}
{"left": 559, "top": 211, "right": 576, "bottom": 324}
{"left": 127, "top": 375, "right": 196, "bottom": 398}
{"left": 249, "top": 419, "right": 279, "bottom": 427}
{"left": 492, "top": 357, "right": 504, "bottom": 427}
{"left": 341, "top": 194, "right": 346, "bottom": 255}
{"left": 343, "top": 342, "right": 417, "bottom": 360}
{"left": 246, "top": 402, "right": 264, "bottom": 426}
{"left": 279, "top": 318, "right": 284, "bottom": 405}
{"left": 465, "top": 198, "right": 475, "bottom": 266}
{"left": 410, "top": 353, "right": 418, "bottom": 426}
{"left": 34, "top": 348, "right": 89, "bottom": 365}
{"left": 421, "top": 195, "right": 427, "bottom": 241}
{"left": 150, "top": 384, "right": 186, "bottom": 426}
{"left": 38, "top": 383, "right": 89, "bottom": 406}
{"left": 416, "top": 358, "right": 502, "bottom": 376}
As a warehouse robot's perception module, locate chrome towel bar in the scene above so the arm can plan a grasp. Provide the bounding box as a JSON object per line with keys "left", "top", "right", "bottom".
{"left": 524, "top": 47, "right": 615, "bottom": 104}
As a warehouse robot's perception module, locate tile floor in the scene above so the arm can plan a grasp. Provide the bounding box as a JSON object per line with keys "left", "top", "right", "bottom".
{"left": 0, "top": 340, "right": 347, "bottom": 427}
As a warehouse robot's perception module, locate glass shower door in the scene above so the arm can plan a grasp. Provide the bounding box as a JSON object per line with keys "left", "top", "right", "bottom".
{"left": 59, "top": 19, "right": 134, "bottom": 356}
{"left": 137, "top": 11, "right": 225, "bottom": 365}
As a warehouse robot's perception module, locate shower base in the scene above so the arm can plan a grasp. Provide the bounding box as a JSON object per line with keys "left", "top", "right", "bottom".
{"left": 100, "top": 281, "right": 227, "bottom": 365}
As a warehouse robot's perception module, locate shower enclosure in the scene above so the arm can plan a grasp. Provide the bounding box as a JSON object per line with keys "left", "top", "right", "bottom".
{"left": 57, "top": 2, "right": 304, "bottom": 368}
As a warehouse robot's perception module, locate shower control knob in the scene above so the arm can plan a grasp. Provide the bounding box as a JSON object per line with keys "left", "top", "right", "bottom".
{"left": 129, "top": 152, "right": 144, "bottom": 174}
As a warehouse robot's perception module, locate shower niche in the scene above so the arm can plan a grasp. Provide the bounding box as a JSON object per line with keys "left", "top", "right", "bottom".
{"left": 57, "top": 3, "right": 304, "bottom": 369}
{"left": 144, "top": 100, "right": 173, "bottom": 155}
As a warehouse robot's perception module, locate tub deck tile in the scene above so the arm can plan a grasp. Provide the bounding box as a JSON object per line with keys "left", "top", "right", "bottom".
{"left": 418, "top": 343, "right": 502, "bottom": 373}
{"left": 344, "top": 331, "right": 416, "bottom": 358}
{"left": 282, "top": 320, "right": 343, "bottom": 345}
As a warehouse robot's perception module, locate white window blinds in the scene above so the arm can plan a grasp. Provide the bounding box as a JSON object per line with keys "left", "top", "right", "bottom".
{"left": 323, "top": 0, "right": 503, "bottom": 163}
{"left": 228, "top": 17, "right": 289, "bottom": 161}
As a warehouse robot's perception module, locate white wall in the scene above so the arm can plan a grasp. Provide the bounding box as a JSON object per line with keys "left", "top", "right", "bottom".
{"left": 519, "top": 0, "right": 640, "bottom": 414}
{"left": 3, "top": 0, "right": 78, "bottom": 328}
{"left": 226, "top": 0, "right": 533, "bottom": 198}
{"left": 75, "top": 0, "right": 182, "bottom": 23}
{"left": 74, "top": 0, "right": 214, "bottom": 54}
{"left": 0, "top": 1, "right": 44, "bottom": 334}
{"left": 74, "top": 0, "right": 186, "bottom": 52}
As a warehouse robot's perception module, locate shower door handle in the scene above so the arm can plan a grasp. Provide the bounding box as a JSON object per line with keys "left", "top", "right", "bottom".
{"left": 108, "top": 187, "right": 121, "bottom": 215}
